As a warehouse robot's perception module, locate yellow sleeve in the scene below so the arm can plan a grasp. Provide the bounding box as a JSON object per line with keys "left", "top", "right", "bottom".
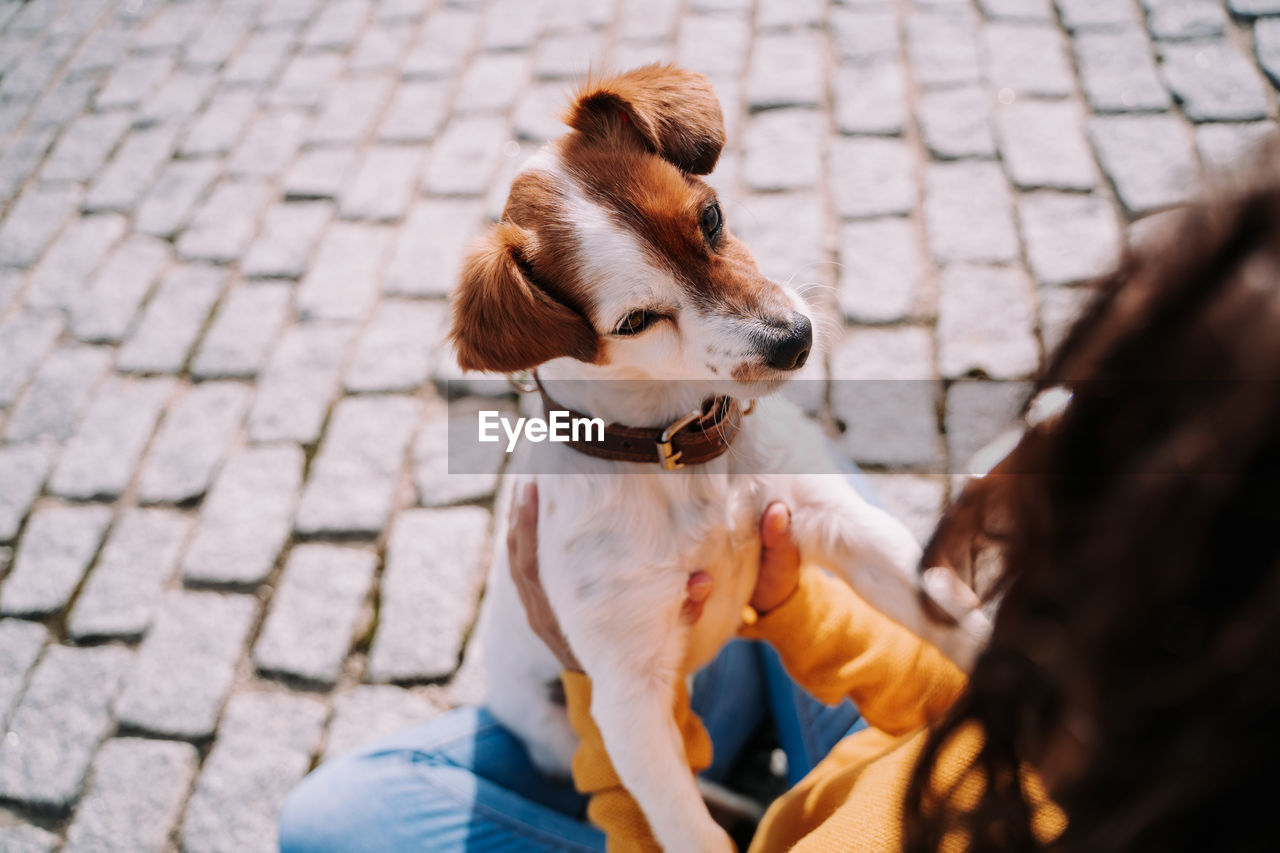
{"left": 561, "top": 671, "right": 716, "bottom": 852}
{"left": 740, "top": 567, "right": 967, "bottom": 735}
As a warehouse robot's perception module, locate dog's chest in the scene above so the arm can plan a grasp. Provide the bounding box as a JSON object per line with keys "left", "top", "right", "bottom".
{"left": 578, "top": 472, "right": 764, "bottom": 672}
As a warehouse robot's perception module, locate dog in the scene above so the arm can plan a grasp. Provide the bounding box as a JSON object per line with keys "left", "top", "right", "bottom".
{"left": 449, "top": 65, "right": 989, "bottom": 852}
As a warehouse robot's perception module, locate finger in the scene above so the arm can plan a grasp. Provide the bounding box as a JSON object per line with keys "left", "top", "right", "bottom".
{"left": 921, "top": 566, "right": 991, "bottom": 639}
{"left": 760, "top": 503, "right": 801, "bottom": 575}
{"left": 686, "top": 570, "right": 713, "bottom": 603}
{"left": 680, "top": 571, "right": 713, "bottom": 624}
{"left": 761, "top": 502, "right": 792, "bottom": 548}
{"left": 510, "top": 482, "right": 539, "bottom": 578}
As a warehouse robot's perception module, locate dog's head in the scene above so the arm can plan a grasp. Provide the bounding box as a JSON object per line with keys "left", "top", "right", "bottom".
{"left": 449, "top": 64, "right": 813, "bottom": 394}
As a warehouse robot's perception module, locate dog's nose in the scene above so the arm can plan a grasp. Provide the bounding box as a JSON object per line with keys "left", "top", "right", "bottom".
{"left": 767, "top": 314, "right": 813, "bottom": 371}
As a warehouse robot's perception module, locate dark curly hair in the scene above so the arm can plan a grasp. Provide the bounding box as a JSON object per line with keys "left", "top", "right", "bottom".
{"left": 903, "top": 156, "right": 1280, "bottom": 853}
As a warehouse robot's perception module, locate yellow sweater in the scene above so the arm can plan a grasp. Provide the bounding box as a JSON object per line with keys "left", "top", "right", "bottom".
{"left": 562, "top": 568, "right": 1066, "bottom": 851}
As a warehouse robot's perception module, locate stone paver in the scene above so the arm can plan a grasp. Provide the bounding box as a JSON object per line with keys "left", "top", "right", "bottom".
{"left": 833, "top": 61, "right": 908, "bottom": 137}
{"left": 917, "top": 87, "right": 996, "bottom": 161}
{"left": 253, "top": 545, "right": 377, "bottom": 686}
{"left": 85, "top": 124, "right": 179, "bottom": 213}
{"left": 996, "top": 100, "right": 1099, "bottom": 191}
{"left": 295, "top": 395, "right": 420, "bottom": 538}
{"left": 4, "top": 344, "right": 111, "bottom": 444}
{"left": 297, "top": 223, "right": 394, "bottom": 321}
{"left": 946, "top": 379, "right": 1034, "bottom": 475}
{"left": 40, "top": 112, "right": 131, "bottom": 183}
{"left": 369, "top": 507, "right": 491, "bottom": 682}
{"left": 180, "top": 692, "right": 326, "bottom": 853}
{"left": 0, "top": 505, "right": 112, "bottom": 618}
{"left": 829, "top": 137, "right": 916, "bottom": 220}
{"left": 0, "top": 645, "right": 130, "bottom": 811}
{"left": 924, "top": 161, "right": 1020, "bottom": 263}
{"left": 744, "top": 109, "right": 823, "bottom": 192}
{"left": 0, "top": 311, "right": 64, "bottom": 407}
{"left": 384, "top": 199, "right": 485, "bottom": 297}
{"left": 135, "top": 159, "right": 222, "bottom": 240}
{"left": 413, "top": 398, "right": 509, "bottom": 508}
{"left": 379, "top": 80, "right": 449, "bottom": 144}
{"left": 176, "top": 180, "right": 271, "bottom": 263}
{"left": 0, "top": 620, "right": 47, "bottom": 730}
{"left": 1258, "top": 18, "right": 1280, "bottom": 88}
{"left": 64, "top": 738, "right": 198, "bottom": 853}
{"left": 1160, "top": 40, "right": 1271, "bottom": 123}
{"left": 115, "top": 591, "right": 258, "bottom": 739}
{"left": 49, "top": 376, "right": 175, "bottom": 501}
{"left": 339, "top": 146, "right": 425, "bottom": 223}
{"left": 0, "top": 0, "right": 1274, "bottom": 844}
{"left": 0, "top": 184, "right": 82, "bottom": 268}
{"left": 837, "top": 218, "right": 924, "bottom": 324}
{"left": 1018, "top": 192, "right": 1122, "bottom": 287}
{"left": 69, "top": 234, "right": 172, "bottom": 344}
{"left": 243, "top": 202, "right": 334, "bottom": 280}
{"left": 181, "top": 445, "right": 303, "bottom": 587}
{"left": 137, "top": 382, "right": 251, "bottom": 505}
{"left": 1074, "top": 29, "right": 1172, "bottom": 114}
{"left": 0, "top": 444, "right": 55, "bottom": 543}
{"left": 190, "top": 282, "right": 294, "bottom": 379}
{"left": 23, "top": 213, "right": 127, "bottom": 311}
{"left": 746, "top": 31, "right": 824, "bottom": 110}
{"left": 831, "top": 327, "right": 944, "bottom": 469}
{"left": 67, "top": 508, "right": 192, "bottom": 641}
{"left": 0, "top": 824, "right": 57, "bottom": 853}
{"left": 422, "top": 115, "right": 509, "bottom": 197}
{"left": 1148, "top": 1, "right": 1226, "bottom": 41}
{"left": 117, "top": 265, "right": 227, "bottom": 374}
{"left": 181, "top": 88, "right": 258, "bottom": 157}
{"left": 907, "top": 9, "right": 981, "bottom": 88}
{"left": 1196, "top": 121, "right": 1277, "bottom": 172}
{"left": 937, "top": 264, "right": 1040, "bottom": 379}
{"left": 322, "top": 685, "right": 436, "bottom": 761}
{"left": 1055, "top": 0, "right": 1139, "bottom": 30}
{"left": 983, "top": 23, "right": 1073, "bottom": 98}
{"left": 345, "top": 299, "right": 447, "bottom": 393}
{"left": 247, "top": 323, "right": 356, "bottom": 443}
{"left": 284, "top": 147, "right": 359, "bottom": 200}
{"left": 1090, "top": 114, "right": 1200, "bottom": 216}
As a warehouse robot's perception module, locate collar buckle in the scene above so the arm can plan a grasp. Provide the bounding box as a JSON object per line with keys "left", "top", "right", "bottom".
{"left": 656, "top": 409, "right": 703, "bottom": 471}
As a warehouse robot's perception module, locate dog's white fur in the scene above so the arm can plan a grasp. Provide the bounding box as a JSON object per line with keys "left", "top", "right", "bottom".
{"left": 468, "top": 154, "right": 989, "bottom": 851}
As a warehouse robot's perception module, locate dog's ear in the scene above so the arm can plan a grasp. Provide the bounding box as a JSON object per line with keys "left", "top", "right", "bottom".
{"left": 450, "top": 222, "right": 600, "bottom": 373}
{"left": 565, "top": 64, "right": 726, "bottom": 175}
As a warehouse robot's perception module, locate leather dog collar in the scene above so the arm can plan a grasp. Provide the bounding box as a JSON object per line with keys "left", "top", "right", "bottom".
{"left": 534, "top": 376, "right": 749, "bottom": 470}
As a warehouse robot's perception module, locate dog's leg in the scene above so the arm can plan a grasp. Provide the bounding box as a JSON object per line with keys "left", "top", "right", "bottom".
{"left": 585, "top": 653, "right": 734, "bottom": 853}
{"left": 480, "top": 517, "right": 579, "bottom": 778}
{"left": 786, "top": 478, "right": 990, "bottom": 669}
{"left": 545, "top": 555, "right": 732, "bottom": 851}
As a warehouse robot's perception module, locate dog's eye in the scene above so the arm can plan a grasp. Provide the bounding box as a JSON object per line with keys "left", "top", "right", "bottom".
{"left": 614, "top": 309, "right": 658, "bottom": 336}
{"left": 700, "top": 202, "right": 723, "bottom": 244}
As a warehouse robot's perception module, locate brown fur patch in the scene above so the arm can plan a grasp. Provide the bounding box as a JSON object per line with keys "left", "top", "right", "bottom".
{"left": 449, "top": 220, "right": 600, "bottom": 372}
{"left": 503, "top": 170, "right": 598, "bottom": 324}
{"left": 564, "top": 64, "right": 726, "bottom": 176}
{"left": 558, "top": 131, "right": 790, "bottom": 322}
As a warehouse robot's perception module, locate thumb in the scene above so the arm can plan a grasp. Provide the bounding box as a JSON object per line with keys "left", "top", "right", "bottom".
{"left": 761, "top": 502, "right": 792, "bottom": 549}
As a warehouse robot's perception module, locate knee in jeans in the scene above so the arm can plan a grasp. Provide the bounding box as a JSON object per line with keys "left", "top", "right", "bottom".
{"left": 277, "top": 761, "right": 357, "bottom": 853}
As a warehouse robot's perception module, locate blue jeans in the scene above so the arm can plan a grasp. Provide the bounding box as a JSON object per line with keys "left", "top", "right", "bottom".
{"left": 278, "top": 641, "right": 865, "bottom": 852}
{"left": 281, "top": 462, "right": 879, "bottom": 851}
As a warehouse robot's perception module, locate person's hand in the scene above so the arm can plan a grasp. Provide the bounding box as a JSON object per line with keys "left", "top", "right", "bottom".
{"left": 751, "top": 502, "right": 802, "bottom": 615}
{"left": 506, "top": 482, "right": 715, "bottom": 673}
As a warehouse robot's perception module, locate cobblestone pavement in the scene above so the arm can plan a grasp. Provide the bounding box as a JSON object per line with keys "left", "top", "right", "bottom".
{"left": 0, "top": 0, "right": 1277, "bottom": 849}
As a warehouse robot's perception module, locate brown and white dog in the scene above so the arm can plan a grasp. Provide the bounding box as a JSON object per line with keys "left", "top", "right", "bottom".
{"left": 450, "top": 65, "right": 988, "bottom": 851}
